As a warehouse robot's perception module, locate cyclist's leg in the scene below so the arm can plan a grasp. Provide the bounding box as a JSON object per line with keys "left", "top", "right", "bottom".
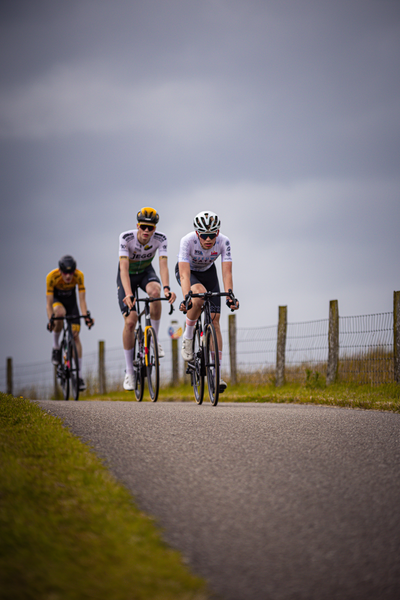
{"left": 117, "top": 269, "right": 139, "bottom": 388}
{"left": 142, "top": 265, "right": 162, "bottom": 329}
{"left": 51, "top": 302, "right": 66, "bottom": 364}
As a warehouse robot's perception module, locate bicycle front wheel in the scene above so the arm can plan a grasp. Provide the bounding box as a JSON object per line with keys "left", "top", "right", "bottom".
{"left": 69, "top": 338, "right": 80, "bottom": 401}
{"left": 146, "top": 327, "right": 159, "bottom": 402}
{"left": 205, "top": 323, "right": 220, "bottom": 406}
{"left": 133, "top": 330, "right": 144, "bottom": 402}
{"left": 60, "top": 339, "right": 69, "bottom": 400}
{"left": 192, "top": 321, "right": 204, "bottom": 405}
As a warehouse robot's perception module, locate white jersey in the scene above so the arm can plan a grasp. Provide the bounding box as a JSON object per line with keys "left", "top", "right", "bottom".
{"left": 119, "top": 229, "right": 168, "bottom": 274}
{"left": 177, "top": 231, "right": 232, "bottom": 272}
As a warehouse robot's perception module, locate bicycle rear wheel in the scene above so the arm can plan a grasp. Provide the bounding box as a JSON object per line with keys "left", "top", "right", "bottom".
{"left": 192, "top": 321, "right": 204, "bottom": 405}
{"left": 60, "top": 338, "right": 69, "bottom": 400}
{"left": 69, "top": 338, "right": 80, "bottom": 401}
{"left": 146, "top": 327, "right": 159, "bottom": 402}
{"left": 205, "top": 323, "right": 220, "bottom": 406}
{"left": 133, "top": 330, "right": 144, "bottom": 402}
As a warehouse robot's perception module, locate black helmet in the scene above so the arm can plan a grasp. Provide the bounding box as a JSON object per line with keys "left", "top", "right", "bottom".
{"left": 59, "top": 255, "right": 76, "bottom": 273}
{"left": 137, "top": 206, "right": 159, "bottom": 225}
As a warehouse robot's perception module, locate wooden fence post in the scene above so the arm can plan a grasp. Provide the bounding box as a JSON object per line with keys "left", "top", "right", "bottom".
{"left": 276, "top": 306, "right": 287, "bottom": 387}
{"left": 7, "top": 357, "right": 13, "bottom": 395}
{"left": 98, "top": 340, "right": 106, "bottom": 394}
{"left": 394, "top": 291, "right": 400, "bottom": 384}
{"left": 326, "top": 300, "right": 339, "bottom": 385}
{"left": 229, "top": 313, "right": 237, "bottom": 385}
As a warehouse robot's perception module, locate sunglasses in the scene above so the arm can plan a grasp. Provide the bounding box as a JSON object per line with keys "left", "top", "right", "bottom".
{"left": 139, "top": 224, "right": 156, "bottom": 231}
{"left": 199, "top": 232, "right": 217, "bottom": 240}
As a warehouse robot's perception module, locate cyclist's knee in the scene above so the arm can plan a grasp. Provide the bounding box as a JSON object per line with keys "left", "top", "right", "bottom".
{"left": 146, "top": 282, "right": 161, "bottom": 298}
{"left": 124, "top": 313, "right": 137, "bottom": 332}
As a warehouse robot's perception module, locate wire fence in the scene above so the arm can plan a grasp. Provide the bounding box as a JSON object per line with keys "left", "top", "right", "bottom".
{"left": 0, "top": 311, "right": 396, "bottom": 399}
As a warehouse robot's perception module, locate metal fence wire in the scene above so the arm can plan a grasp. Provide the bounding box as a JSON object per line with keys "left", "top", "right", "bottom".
{"left": 0, "top": 311, "right": 395, "bottom": 398}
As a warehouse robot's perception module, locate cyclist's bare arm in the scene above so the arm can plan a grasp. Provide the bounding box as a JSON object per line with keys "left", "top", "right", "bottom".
{"left": 46, "top": 294, "right": 55, "bottom": 321}
{"left": 178, "top": 261, "right": 192, "bottom": 298}
{"left": 119, "top": 257, "right": 135, "bottom": 310}
{"left": 159, "top": 256, "right": 176, "bottom": 303}
{"left": 78, "top": 290, "right": 94, "bottom": 327}
{"left": 222, "top": 262, "right": 239, "bottom": 310}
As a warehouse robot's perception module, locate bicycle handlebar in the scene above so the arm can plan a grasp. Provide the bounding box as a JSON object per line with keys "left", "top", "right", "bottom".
{"left": 48, "top": 311, "right": 94, "bottom": 330}
{"left": 183, "top": 289, "right": 238, "bottom": 313}
{"left": 127, "top": 296, "right": 175, "bottom": 316}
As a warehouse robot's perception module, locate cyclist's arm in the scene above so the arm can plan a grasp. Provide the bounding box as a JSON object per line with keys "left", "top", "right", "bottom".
{"left": 159, "top": 256, "right": 176, "bottom": 302}
{"left": 221, "top": 261, "right": 234, "bottom": 293}
{"left": 119, "top": 257, "right": 133, "bottom": 298}
{"left": 221, "top": 262, "right": 239, "bottom": 309}
{"left": 46, "top": 294, "right": 54, "bottom": 321}
{"left": 78, "top": 290, "right": 88, "bottom": 317}
{"left": 178, "top": 261, "right": 192, "bottom": 298}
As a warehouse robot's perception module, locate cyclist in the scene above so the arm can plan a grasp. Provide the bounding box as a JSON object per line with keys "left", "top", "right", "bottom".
{"left": 117, "top": 207, "right": 176, "bottom": 391}
{"left": 176, "top": 210, "right": 239, "bottom": 392}
{"left": 46, "top": 255, "right": 94, "bottom": 391}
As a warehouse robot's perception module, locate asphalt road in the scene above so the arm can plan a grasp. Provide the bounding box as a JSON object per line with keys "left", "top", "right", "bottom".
{"left": 37, "top": 400, "right": 400, "bottom": 600}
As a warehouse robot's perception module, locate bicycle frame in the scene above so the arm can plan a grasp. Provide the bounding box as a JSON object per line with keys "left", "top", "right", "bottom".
{"left": 50, "top": 312, "right": 92, "bottom": 401}
{"left": 184, "top": 289, "right": 237, "bottom": 406}
{"left": 128, "top": 290, "right": 174, "bottom": 401}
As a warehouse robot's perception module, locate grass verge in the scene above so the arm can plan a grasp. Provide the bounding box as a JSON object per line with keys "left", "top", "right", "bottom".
{"left": 0, "top": 393, "right": 210, "bottom": 600}
{"left": 84, "top": 381, "right": 400, "bottom": 412}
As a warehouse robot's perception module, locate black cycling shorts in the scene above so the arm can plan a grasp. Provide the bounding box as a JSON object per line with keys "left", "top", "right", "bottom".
{"left": 117, "top": 264, "right": 160, "bottom": 315}
{"left": 53, "top": 289, "right": 80, "bottom": 326}
{"left": 175, "top": 262, "right": 221, "bottom": 313}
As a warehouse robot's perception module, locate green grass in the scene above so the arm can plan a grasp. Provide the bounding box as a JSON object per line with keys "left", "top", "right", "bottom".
{"left": 85, "top": 380, "right": 400, "bottom": 413}
{"left": 0, "top": 393, "right": 211, "bottom": 600}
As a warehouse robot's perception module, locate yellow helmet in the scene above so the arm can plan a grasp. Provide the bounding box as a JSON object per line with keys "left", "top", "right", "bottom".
{"left": 137, "top": 206, "right": 159, "bottom": 225}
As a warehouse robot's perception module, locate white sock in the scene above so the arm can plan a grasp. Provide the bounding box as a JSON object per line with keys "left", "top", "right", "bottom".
{"left": 184, "top": 318, "right": 197, "bottom": 340}
{"left": 151, "top": 318, "right": 160, "bottom": 337}
{"left": 124, "top": 349, "right": 134, "bottom": 375}
{"left": 79, "top": 358, "right": 82, "bottom": 373}
{"left": 53, "top": 331, "right": 61, "bottom": 349}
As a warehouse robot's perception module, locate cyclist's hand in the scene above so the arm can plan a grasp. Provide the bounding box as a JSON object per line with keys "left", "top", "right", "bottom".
{"left": 47, "top": 315, "right": 55, "bottom": 332}
{"left": 226, "top": 290, "right": 239, "bottom": 311}
{"left": 123, "top": 295, "right": 135, "bottom": 311}
{"left": 85, "top": 317, "right": 95, "bottom": 329}
{"left": 165, "top": 290, "right": 176, "bottom": 304}
{"left": 180, "top": 293, "right": 192, "bottom": 313}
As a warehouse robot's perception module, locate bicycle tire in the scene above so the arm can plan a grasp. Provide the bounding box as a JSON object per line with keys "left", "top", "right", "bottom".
{"left": 205, "top": 323, "right": 220, "bottom": 406}
{"left": 133, "top": 330, "right": 144, "bottom": 402}
{"left": 146, "top": 327, "right": 160, "bottom": 402}
{"left": 192, "top": 321, "right": 204, "bottom": 405}
{"left": 69, "top": 338, "right": 80, "bottom": 401}
{"left": 60, "top": 337, "right": 70, "bottom": 400}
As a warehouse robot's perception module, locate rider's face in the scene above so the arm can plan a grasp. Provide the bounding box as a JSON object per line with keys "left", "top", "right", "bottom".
{"left": 137, "top": 223, "right": 156, "bottom": 244}
{"left": 61, "top": 271, "right": 74, "bottom": 283}
{"left": 197, "top": 231, "right": 219, "bottom": 250}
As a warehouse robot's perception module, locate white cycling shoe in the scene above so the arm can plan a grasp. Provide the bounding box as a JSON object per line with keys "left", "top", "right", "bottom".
{"left": 181, "top": 337, "right": 194, "bottom": 361}
{"left": 219, "top": 378, "right": 228, "bottom": 393}
{"left": 158, "top": 343, "right": 165, "bottom": 358}
{"left": 123, "top": 373, "right": 135, "bottom": 391}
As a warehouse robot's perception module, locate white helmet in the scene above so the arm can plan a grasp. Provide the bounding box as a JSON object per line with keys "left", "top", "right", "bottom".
{"left": 193, "top": 210, "right": 221, "bottom": 233}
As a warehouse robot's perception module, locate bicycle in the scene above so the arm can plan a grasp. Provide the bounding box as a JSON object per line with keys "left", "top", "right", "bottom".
{"left": 183, "top": 289, "right": 238, "bottom": 407}
{"left": 49, "top": 312, "right": 93, "bottom": 401}
{"left": 127, "top": 291, "right": 174, "bottom": 402}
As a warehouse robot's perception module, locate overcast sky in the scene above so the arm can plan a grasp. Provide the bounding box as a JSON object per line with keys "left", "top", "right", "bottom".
{"left": 0, "top": 0, "right": 399, "bottom": 370}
